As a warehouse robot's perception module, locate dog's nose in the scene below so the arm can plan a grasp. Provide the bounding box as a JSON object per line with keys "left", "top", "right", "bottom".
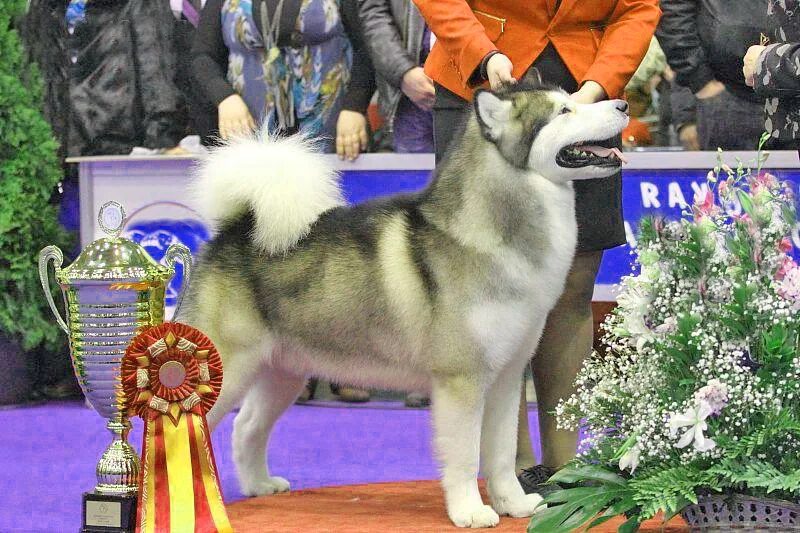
{"left": 614, "top": 100, "right": 629, "bottom": 114}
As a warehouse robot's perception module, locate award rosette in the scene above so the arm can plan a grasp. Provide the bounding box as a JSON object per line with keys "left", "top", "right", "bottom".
{"left": 120, "top": 322, "right": 233, "bottom": 533}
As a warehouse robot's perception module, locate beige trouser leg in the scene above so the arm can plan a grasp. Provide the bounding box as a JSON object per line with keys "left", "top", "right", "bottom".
{"left": 516, "top": 251, "right": 603, "bottom": 471}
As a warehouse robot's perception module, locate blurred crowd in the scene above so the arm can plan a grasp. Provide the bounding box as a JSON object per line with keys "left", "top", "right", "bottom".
{"left": 20, "top": 0, "right": 800, "bottom": 166}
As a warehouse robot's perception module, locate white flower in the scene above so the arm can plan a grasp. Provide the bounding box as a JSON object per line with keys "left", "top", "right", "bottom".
{"left": 668, "top": 400, "right": 717, "bottom": 452}
{"left": 617, "top": 285, "right": 652, "bottom": 313}
{"left": 623, "top": 314, "right": 655, "bottom": 350}
{"left": 619, "top": 445, "right": 641, "bottom": 474}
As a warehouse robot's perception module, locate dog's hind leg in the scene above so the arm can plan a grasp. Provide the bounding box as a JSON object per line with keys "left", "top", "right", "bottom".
{"left": 432, "top": 375, "right": 500, "bottom": 528}
{"left": 233, "top": 364, "right": 306, "bottom": 497}
{"left": 481, "top": 359, "right": 544, "bottom": 518}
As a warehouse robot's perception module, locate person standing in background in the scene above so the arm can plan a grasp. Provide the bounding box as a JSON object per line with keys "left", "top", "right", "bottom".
{"left": 743, "top": 0, "right": 800, "bottom": 151}
{"left": 657, "top": 0, "right": 767, "bottom": 151}
{"left": 413, "top": 0, "right": 660, "bottom": 495}
{"left": 194, "top": 0, "right": 376, "bottom": 402}
{"left": 170, "top": 0, "right": 220, "bottom": 145}
{"left": 360, "top": 0, "right": 434, "bottom": 154}
{"left": 65, "top": 0, "right": 186, "bottom": 156}
{"left": 192, "top": 0, "right": 375, "bottom": 160}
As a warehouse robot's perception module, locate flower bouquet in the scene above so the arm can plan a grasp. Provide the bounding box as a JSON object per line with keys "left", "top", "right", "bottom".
{"left": 529, "top": 142, "right": 800, "bottom": 532}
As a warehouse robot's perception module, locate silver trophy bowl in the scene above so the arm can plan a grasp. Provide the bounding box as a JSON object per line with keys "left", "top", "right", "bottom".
{"left": 38, "top": 202, "right": 192, "bottom": 495}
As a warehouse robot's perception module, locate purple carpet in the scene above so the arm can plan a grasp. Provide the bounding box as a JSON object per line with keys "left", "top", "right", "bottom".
{"left": 0, "top": 400, "right": 541, "bottom": 532}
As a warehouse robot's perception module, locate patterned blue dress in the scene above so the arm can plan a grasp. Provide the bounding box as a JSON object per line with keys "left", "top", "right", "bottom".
{"left": 221, "top": 0, "right": 352, "bottom": 147}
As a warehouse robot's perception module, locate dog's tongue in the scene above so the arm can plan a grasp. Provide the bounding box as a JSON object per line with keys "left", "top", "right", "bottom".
{"left": 581, "top": 145, "right": 628, "bottom": 164}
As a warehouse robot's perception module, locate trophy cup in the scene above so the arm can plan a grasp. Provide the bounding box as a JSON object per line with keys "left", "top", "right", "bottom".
{"left": 38, "top": 202, "right": 193, "bottom": 533}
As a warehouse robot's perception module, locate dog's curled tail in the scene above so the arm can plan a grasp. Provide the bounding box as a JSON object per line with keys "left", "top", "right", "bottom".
{"left": 193, "top": 131, "right": 344, "bottom": 255}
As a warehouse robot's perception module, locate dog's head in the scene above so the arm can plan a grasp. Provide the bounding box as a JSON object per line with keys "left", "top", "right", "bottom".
{"left": 473, "top": 85, "right": 629, "bottom": 183}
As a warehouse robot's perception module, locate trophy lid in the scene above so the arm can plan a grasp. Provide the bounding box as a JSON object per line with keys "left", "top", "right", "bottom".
{"left": 56, "top": 202, "right": 170, "bottom": 283}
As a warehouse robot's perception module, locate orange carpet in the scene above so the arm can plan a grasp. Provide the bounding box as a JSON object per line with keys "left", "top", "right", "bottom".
{"left": 227, "top": 480, "right": 690, "bottom": 532}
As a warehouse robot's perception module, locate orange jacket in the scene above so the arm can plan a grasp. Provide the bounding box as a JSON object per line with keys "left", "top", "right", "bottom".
{"left": 414, "top": 0, "right": 661, "bottom": 100}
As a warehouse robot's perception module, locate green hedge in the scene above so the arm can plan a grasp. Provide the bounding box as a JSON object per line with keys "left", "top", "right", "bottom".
{"left": 0, "top": 0, "right": 71, "bottom": 352}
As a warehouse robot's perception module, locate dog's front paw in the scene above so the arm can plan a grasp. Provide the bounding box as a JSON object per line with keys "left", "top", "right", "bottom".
{"left": 491, "top": 493, "right": 546, "bottom": 518}
{"left": 449, "top": 504, "right": 500, "bottom": 528}
{"left": 240, "top": 475, "right": 291, "bottom": 497}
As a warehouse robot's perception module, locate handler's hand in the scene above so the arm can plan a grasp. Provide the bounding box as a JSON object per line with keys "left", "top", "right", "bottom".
{"left": 678, "top": 123, "right": 700, "bottom": 151}
{"left": 743, "top": 45, "right": 766, "bottom": 87}
{"left": 486, "top": 53, "right": 516, "bottom": 90}
{"left": 401, "top": 67, "right": 435, "bottom": 111}
{"left": 336, "top": 110, "right": 369, "bottom": 161}
{"left": 218, "top": 94, "right": 256, "bottom": 139}
{"left": 570, "top": 80, "right": 607, "bottom": 104}
{"left": 695, "top": 79, "right": 725, "bottom": 99}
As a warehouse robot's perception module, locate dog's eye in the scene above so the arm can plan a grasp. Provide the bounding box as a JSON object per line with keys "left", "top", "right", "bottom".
{"left": 559, "top": 107, "right": 571, "bottom": 115}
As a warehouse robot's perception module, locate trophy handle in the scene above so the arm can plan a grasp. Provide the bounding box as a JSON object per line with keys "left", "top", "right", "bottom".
{"left": 38, "top": 245, "right": 69, "bottom": 334}
{"left": 164, "top": 243, "right": 193, "bottom": 320}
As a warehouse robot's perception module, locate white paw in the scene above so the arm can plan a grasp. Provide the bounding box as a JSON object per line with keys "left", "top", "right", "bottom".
{"left": 449, "top": 504, "right": 501, "bottom": 528}
{"left": 240, "top": 475, "right": 291, "bottom": 496}
{"left": 492, "top": 493, "right": 546, "bottom": 518}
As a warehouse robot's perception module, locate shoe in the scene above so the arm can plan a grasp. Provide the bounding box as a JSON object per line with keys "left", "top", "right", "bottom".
{"left": 330, "top": 383, "right": 370, "bottom": 403}
{"left": 518, "top": 465, "right": 561, "bottom": 496}
{"left": 296, "top": 378, "right": 318, "bottom": 404}
{"left": 404, "top": 392, "right": 430, "bottom": 408}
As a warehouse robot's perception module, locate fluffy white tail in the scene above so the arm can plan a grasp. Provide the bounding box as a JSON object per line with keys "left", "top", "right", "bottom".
{"left": 193, "top": 132, "right": 344, "bottom": 255}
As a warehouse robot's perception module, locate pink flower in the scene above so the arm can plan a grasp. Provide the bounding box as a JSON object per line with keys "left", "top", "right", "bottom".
{"left": 757, "top": 172, "right": 778, "bottom": 188}
{"left": 717, "top": 179, "right": 731, "bottom": 197}
{"left": 693, "top": 189, "right": 718, "bottom": 220}
{"left": 776, "top": 256, "right": 797, "bottom": 280}
{"left": 750, "top": 172, "right": 778, "bottom": 197}
{"left": 694, "top": 379, "right": 729, "bottom": 415}
{"left": 779, "top": 237, "right": 793, "bottom": 253}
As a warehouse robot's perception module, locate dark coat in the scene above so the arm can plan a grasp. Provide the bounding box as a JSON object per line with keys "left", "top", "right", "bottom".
{"left": 359, "top": 0, "right": 426, "bottom": 130}
{"left": 22, "top": 0, "right": 70, "bottom": 162}
{"left": 66, "top": 0, "right": 185, "bottom": 156}
{"left": 656, "top": 0, "right": 767, "bottom": 102}
{"left": 754, "top": 0, "right": 800, "bottom": 143}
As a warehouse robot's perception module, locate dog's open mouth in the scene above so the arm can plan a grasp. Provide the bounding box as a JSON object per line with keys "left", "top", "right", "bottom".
{"left": 556, "top": 141, "right": 628, "bottom": 168}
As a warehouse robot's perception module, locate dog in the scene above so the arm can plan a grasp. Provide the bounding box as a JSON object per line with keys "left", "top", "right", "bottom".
{"left": 180, "top": 86, "right": 629, "bottom": 528}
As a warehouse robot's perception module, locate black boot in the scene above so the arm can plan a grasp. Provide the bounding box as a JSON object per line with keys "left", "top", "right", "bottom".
{"left": 517, "top": 465, "right": 561, "bottom": 496}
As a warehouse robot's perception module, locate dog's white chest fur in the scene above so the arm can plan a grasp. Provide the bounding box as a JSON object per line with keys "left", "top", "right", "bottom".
{"left": 468, "top": 181, "right": 577, "bottom": 370}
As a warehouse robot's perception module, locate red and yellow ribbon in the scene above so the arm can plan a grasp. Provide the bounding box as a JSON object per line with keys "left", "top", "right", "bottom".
{"left": 121, "top": 322, "right": 232, "bottom": 533}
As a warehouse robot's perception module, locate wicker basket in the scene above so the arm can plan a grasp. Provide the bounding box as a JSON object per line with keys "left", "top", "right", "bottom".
{"left": 681, "top": 494, "right": 800, "bottom": 531}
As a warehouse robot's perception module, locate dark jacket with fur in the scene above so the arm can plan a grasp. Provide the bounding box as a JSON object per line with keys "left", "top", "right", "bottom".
{"left": 754, "top": 0, "right": 800, "bottom": 142}
{"left": 66, "top": 0, "right": 184, "bottom": 156}
{"left": 22, "top": 0, "right": 70, "bottom": 161}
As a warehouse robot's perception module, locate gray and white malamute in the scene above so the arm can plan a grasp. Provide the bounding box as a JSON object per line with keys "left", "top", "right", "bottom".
{"left": 181, "top": 86, "right": 628, "bottom": 528}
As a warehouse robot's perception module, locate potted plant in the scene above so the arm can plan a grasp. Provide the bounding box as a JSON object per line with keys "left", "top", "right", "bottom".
{"left": 0, "top": 0, "right": 71, "bottom": 404}
{"left": 529, "top": 139, "right": 800, "bottom": 531}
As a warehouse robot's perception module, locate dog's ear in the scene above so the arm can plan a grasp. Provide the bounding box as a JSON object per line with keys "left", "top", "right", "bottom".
{"left": 526, "top": 67, "right": 544, "bottom": 88}
{"left": 474, "top": 89, "right": 512, "bottom": 142}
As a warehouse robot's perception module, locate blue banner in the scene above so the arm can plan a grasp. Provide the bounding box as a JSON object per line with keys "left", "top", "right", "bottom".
{"left": 339, "top": 166, "right": 800, "bottom": 289}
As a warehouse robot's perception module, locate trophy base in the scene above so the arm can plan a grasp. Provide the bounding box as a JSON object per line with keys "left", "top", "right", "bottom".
{"left": 81, "top": 492, "right": 137, "bottom": 533}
